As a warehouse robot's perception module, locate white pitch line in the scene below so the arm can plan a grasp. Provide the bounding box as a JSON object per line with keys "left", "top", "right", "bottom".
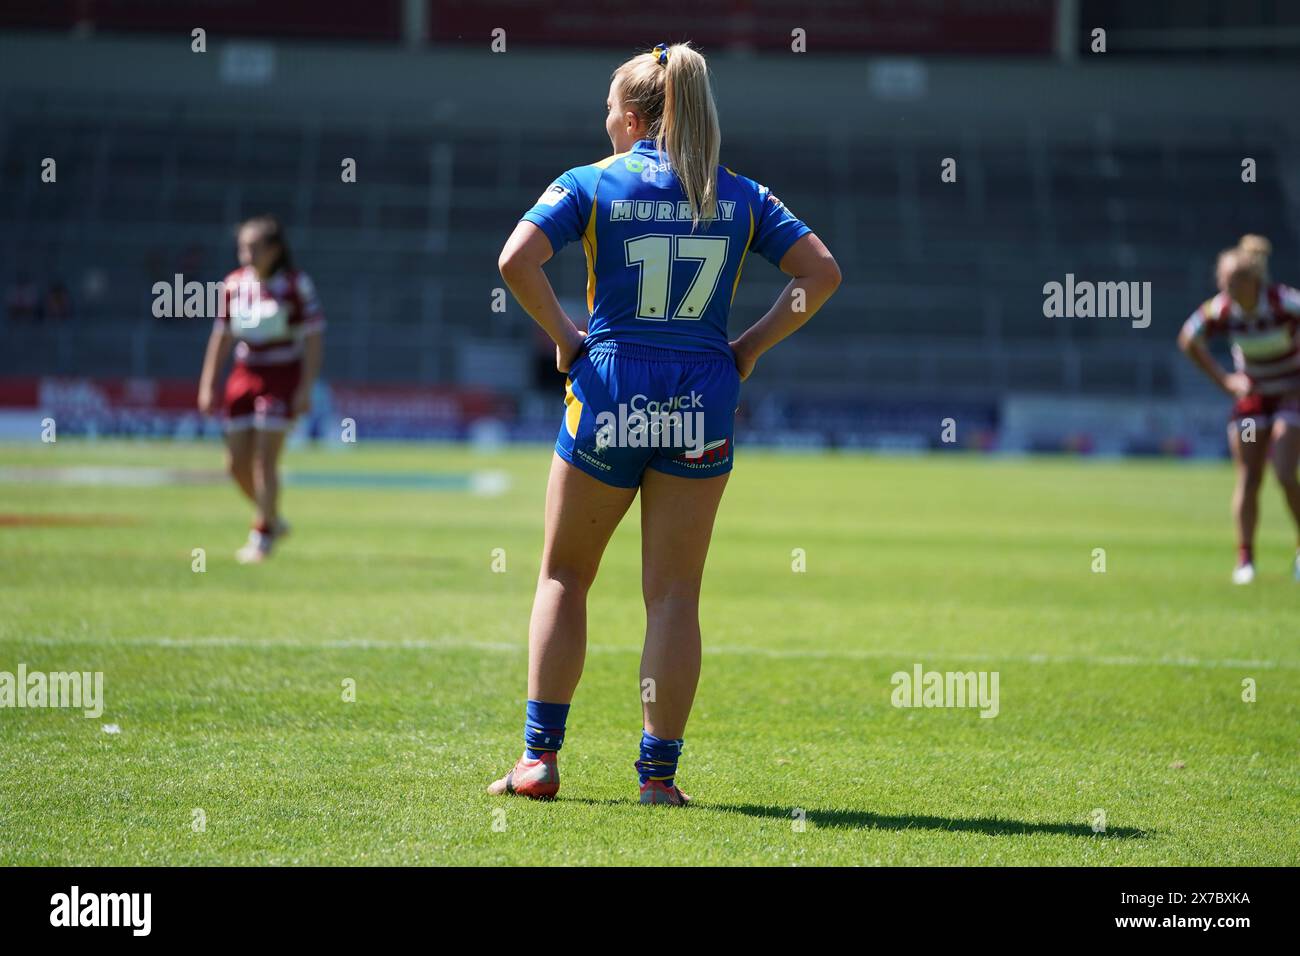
{"left": 6, "top": 635, "right": 1292, "bottom": 670}
{"left": 0, "top": 465, "right": 509, "bottom": 495}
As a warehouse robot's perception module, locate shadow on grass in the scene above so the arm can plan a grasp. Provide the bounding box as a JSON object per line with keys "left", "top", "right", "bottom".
{"left": 561, "top": 798, "right": 1147, "bottom": 839}
{"left": 708, "top": 803, "right": 1148, "bottom": 839}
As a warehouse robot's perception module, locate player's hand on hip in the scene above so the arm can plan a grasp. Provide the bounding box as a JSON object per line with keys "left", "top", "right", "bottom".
{"left": 1224, "top": 373, "right": 1254, "bottom": 399}
{"left": 556, "top": 329, "right": 587, "bottom": 374}
{"left": 729, "top": 339, "right": 756, "bottom": 382}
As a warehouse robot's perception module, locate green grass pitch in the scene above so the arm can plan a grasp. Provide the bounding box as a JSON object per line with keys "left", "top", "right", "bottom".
{"left": 1, "top": 439, "right": 1296, "bottom": 865}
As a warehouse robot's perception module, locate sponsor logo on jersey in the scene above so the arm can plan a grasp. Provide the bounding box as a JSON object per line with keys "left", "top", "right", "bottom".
{"left": 537, "top": 183, "right": 570, "bottom": 207}
{"left": 230, "top": 295, "right": 289, "bottom": 341}
{"left": 625, "top": 156, "right": 672, "bottom": 175}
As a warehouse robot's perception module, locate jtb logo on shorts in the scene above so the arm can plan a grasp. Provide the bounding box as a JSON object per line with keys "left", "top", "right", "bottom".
{"left": 673, "top": 438, "right": 730, "bottom": 466}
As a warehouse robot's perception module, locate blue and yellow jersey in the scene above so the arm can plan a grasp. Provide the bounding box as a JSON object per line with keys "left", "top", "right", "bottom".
{"left": 519, "top": 138, "right": 810, "bottom": 356}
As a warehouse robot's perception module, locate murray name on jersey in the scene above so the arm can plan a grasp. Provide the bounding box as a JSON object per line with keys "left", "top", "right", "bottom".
{"left": 609, "top": 199, "right": 736, "bottom": 223}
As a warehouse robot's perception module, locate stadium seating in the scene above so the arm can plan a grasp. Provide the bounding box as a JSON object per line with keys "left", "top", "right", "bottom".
{"left": 1, "top": 88, "right": 1294, "bottom": 403}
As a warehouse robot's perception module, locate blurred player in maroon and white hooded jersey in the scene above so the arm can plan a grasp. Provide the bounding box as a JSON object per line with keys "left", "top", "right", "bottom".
{"left": 1179, "top": 235, "right": 1300, "bottom": 584}
{"left": 198, "top": 215, "right": 325, "bottom": 563}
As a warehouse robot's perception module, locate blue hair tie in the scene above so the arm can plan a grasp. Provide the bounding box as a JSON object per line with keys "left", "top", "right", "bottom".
{"left": 652, "top": 43, "right": 669, "bottom": 66}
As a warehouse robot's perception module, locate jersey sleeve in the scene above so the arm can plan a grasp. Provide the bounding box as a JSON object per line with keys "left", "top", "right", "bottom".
{"left": 747, "top": 179, "right": 811, "bottom": 268}
{"left": 295, "top": 272, "right": 325, "bottom": 334}
{"left": 520, "top": 167, "right": 598, "bottom": 254}
{"left": 1181, "top": 298, "right": 1219, "bottom": 341}
{"left": 1276, "top": 284, "right": 1300, "bottom": 317}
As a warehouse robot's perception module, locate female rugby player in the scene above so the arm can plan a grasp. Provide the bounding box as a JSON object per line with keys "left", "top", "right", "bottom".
{"left": 197, "top": 215, "right": 325, "bottom": 564}
{"left": 1178, "top": 235, "right": 1300, "bottom": 583}
{"left": 490, "top": 42, "right": 841, "bottom": 804}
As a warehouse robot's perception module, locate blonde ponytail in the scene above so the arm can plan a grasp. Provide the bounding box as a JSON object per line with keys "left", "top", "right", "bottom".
{"left": 659, "top": 44, "right": 720, "bottom": 228}
{"left": 612, "top": 42, "right": 721, "bottom": 229}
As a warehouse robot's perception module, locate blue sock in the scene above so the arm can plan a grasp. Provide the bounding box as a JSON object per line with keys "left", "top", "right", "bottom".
{"left": 524, "top": 699, "right": 569, "bottom": 760}
{"left": 635, "top": 730, "right": 684, "bottom": 787}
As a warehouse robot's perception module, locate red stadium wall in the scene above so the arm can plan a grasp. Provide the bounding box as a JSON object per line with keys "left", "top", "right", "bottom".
{"left": 0, "top": 0, "right": 404, "bottom": 43}
{"left": 427, "top": 0, "right": 1056, "bottom": 55}
{"left": 0, "top": 0, "right": 1054, "bottom": 54}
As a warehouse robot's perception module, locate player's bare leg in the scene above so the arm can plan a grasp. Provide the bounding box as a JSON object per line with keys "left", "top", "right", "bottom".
{"left": 236, "top": 427, "right": 289, "bottom": 564}
{"left": 1269, "top": 416, "right": 1300, "bottom": 578}
{"left": 529, "top": 454, "right": 638, "bottom": 701}
{"left": 1229, "top": 418, "right": 1269, "bottom": 583}
{"left": 225, "top": 428, "right": 257, "bottom": 504}
{"left": 487, "top": 454, "right": 637, "bottom": 797}
{"left": 634, "top": 467, "right": 729, "bottom": 804}
{"left": 253, "top": 427, "right": 288, "bottom": 530}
